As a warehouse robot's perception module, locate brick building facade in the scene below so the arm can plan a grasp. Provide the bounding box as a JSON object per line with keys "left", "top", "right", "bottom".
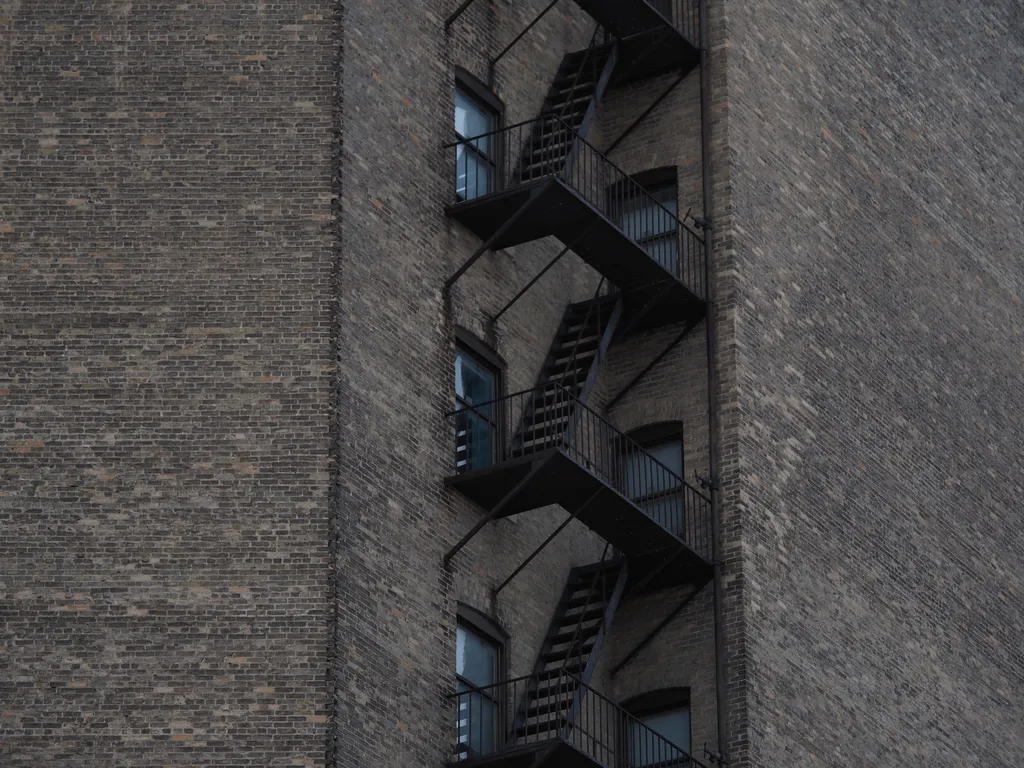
{"left": 1, "top": 1, "right": 1022, "bottom": 767}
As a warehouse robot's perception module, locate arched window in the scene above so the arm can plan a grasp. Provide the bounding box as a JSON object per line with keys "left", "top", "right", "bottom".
{"left": 623, "top": 422, "right": 685, "bottom": 535}
{"left": 453, "top": 604, "right": 508, "bottom": 758}
{"left": 622, "top": 688, "right": 692, "bottom": 764}
{"left": 454, "top": 68, "right": 504, "bottom": 201}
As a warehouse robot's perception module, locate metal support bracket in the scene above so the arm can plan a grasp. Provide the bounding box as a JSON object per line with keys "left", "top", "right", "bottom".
{"left": 695, "top": 470, "right": 718, "bottom": 491}
{"left": 489, "top": 242, "right": 570, "bottom": 328}
{"left": 444, "top": 187, "right": 542, "bottom": 292}
{"left": 445, "top": 0, "right": 482, "bottom": 30}
{"left": 489, "top": 217, "right": 602, "bottom": 327}
{"left": 492, "top": 486, "right": 605, "bottom": 597}
{"left": 605, "top": 318, "right": 696, "bottom": 411}
{"left": 604, "top": 69, "right": 686, "bottom": 156}
{"left": 488, "top": 0, "right": 560, "bottom": 85}
{"left": 442, "top": 456, "right": 550, "bottom": 567}
{"left": 609, "top": 580, "right": 705, "bottom": 676}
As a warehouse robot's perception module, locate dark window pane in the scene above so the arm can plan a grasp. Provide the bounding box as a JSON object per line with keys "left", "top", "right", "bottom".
{"left": 615, "top": 182, "right": 679, "bottom": 273}
{"left": 454, "top": 625, "right": 500, "bottom": 758}
{"left": 456, "top": 147, "right": 492, "bottom": 201}
{"left": 455, "top": 687, "right": 497, "bottom": 756}
{"left": 455, "top": 88, "right": 497, "bottom": 201}
{"left": 455, "top": 351, "right": 495, "bottom": 409}
{"left": 625, "top": 438, "right": 683, "bottom": 533}
{"left": 456, "top": 625, "right": 497, "bottom": 686}
{"left": 455, "top": 91, "right": 493, "bottom": 152}
{"left": 454, "top": 349, "right": 498, "bottom": 472}
{"left": 625, "top": 439, "right": 681, "bottom": 497}
{"left": 629, "top": 706, "right": 690, "bottom": 766}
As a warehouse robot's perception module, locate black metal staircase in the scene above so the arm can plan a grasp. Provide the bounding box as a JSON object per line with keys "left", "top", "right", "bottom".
{"left": 513, "top": 293, "right": 621, "bottom": 459}
{"left": 519, "top": 42, "right": 617, "bottom": 185}
{"left": 574, "top": 0, "right": 699, "bottom": 83}
{"left": 512, "top": 560, "right": 627, "bottom": 744}
{"left": 446, "top": 383, "right": 712, "bottom": 592}
{"left": 445, "top": 17, "right": 707, "bottom": 334}
{"left": 538, "top": 295, "right": 621, "bottom": 403}
{"left": 450, "top": 562, "right": 711, "bottom": 768}
{"left": 543, "top": 44, "right": 616, "bottom": 139}
{"left": 444, "top": 0, "right": 719, "bottom": 762}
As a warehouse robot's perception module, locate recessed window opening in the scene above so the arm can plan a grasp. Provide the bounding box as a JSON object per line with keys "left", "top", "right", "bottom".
{"left": 454, "top": 74, "right": 501, "bottom": 201}
{"left": 624, "top": 422, "right": 684, "bottom": 535}
{"left": 454, "top": 333, "right": 502, "bottom": 473}
{"left": 610, "top": 167, "right": 680, "bottom": 275}
{"left": 454, "top": 607, "right": 506, "bottom": 759}
{"left": 623, "top": 688, "right": 692, "bottom": 766}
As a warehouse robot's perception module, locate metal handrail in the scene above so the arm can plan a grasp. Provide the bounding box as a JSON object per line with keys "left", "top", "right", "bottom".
{"left": 450, "top": 670, "right": 712, "bottom": 768}
{"left": 448, "top": 112, "right": 707, "bottom": 297}
{"left": 447, "top": 113, "right": 703, "bottom": 244}
{"left": 450, "top": 383, "right": 712, "bottom": 562}
{"left": 556, "top": 113, "right": 704, "bottom": 241}
{"left": 448, "top": 383, "right": 709, "bottom": 503}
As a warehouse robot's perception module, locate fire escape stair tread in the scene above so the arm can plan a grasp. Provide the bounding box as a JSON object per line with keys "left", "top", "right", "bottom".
{"left": 523, "top": 696, "right": 580, "bottom": 720}
{"left": 535, "top": 662, "right": 585, "bottom": 682}
{"left": 553, "top": 605, "right": 605, "bottom": 625}
{"left": 557, "top": 594, "right": 609, "bottom": 615}
{"left": 507, "top": 561, "right": 628, "bottom": 753}
{"left": 546, "top": 625, "right": 600, "bottom": 646}
{"left": 541, "top": 642, "right": 596, "bottom": 665}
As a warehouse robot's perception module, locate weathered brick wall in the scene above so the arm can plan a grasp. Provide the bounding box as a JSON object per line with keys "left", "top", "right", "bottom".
{"left": 719, "top": 0, "right": 1024, "bottom": 764}
{"left": 0, "top": 0, "right": 338, "bottom": 765}
{"left": 2, "top": 0, "right": 724, "bottom": 764}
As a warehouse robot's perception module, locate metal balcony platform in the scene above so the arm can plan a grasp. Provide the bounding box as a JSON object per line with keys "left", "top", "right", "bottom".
{"left": 573, "top": 0, "right": 700, "bottom": 82}
{"left": 447, "top": 178, "right": 705, "bottom": 333}
{"left": 612, "top": 27, "right": 700, "bottom": 84}
{"left": 452, "top": 739, "right": 598, "bottom": 768}
{"left": 445, "top": 448, "right": 712, "bottom": 591}
{"left": 574, "top": 0, "right": 681, "bottom": 38}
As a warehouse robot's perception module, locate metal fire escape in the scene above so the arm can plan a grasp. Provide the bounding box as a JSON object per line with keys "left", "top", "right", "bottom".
{"left": 444, "top": 2, "right": 719, "bottom": 767}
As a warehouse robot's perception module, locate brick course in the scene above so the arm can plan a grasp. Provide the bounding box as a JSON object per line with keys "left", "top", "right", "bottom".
{"left": 716, "top": 0, "right": 1024, "bottom": 764}
{"left": 1, "top": 1, "right": 339, "bottom": 764}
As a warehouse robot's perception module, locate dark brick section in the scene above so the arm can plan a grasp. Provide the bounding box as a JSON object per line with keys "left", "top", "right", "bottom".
{"left": 717, "top": 0, "right": 1024, "bottom": 765}
{"left": 1, "top": 1, "right": 337, "bottom": 764}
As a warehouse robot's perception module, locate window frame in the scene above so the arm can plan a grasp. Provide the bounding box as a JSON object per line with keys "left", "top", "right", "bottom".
{"left": 454, "top": 69, "right": 504, "bottom": 201}
{"left": 621, "top": 422, "right": 685, "bottom": 492}
{"left": 631, "top": 183, "right": 678, "bottom": 251}
{"left": 621, "top": 688, "right": 692, "bottom": 767}
{"left": 453, "top": 329, "right": 505, "bottom": 473}
{"left": 619, "top": 422, "right": 686, "bottom": 532}
{"left": 606, "top": 167, "right": 680, "bottom": 273}
{"left": 454, "top": 605, "right": 508, "bottom": 757}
